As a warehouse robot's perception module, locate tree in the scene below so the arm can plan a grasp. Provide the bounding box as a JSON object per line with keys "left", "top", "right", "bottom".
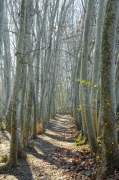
{"left": 101, "top": 0, "right": 119, "bottom": 176}
{"left": 2, "top": 0, "right": 27, "bottom": 168}
{"left": 91, "top": 0, "right": 105, "bottom": 137}
{"left": 80, "top": 0, "right": 98, "bottom": 153}
{"left": 0, "top": 0, "right": 4, "bottom": 55}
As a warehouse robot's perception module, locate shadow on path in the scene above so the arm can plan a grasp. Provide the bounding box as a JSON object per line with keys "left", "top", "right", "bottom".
{"left": 27, "top": 115, "right": 75, "bottom": 168}
{"left": 0, "top": 115, "right": 76, "bottom": 180}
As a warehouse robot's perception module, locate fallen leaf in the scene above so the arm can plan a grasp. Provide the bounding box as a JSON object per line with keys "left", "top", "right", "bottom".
{"left": 85, "top": 160, "right": 90, "bottom": 166}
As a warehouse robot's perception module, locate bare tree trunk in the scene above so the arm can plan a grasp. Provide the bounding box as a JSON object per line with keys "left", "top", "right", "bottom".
{"left": 0, "top": 0, "right": 4, "bottom": 55}
{"left": 2, "top": 0, "right": 26, "bottom": 169}
{"left": 91, "top": 0, "right": 105, "bottom": 136}
{"left": 22, "top": 0, "right": 34, "bottom": 147}
{"left": 101, "top": 0, "right": 119, "bottom": 176}
{"left": 80, "top": 0, "right": 98, "bottom": 153}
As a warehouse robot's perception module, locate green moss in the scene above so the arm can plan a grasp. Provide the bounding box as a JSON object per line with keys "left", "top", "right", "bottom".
{"left": 75, "top": 135, "right": 87, "bottom": 146}
{"left": 0, "top": 121, "right": 6, "bottom": 131}
{"left": 0, "top": 155, "right": 7, "bottom": 163}
{"left": 56, "top": 113, "right": 60, "bottom": 116}
{"left": 97, "top": 136, "right": 102, "bottom": 145}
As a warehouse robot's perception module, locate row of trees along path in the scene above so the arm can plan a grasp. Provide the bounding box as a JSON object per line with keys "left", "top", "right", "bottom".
{"left": 0, "top": 0, "right": 119, "bottom": 180}
{"left": 0, "top": 115, "right": 119, "bottom": 180}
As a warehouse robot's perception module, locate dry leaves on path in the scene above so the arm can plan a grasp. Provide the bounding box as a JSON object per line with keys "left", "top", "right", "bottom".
{"left": 0, "top": 115, "right": 119, "bottom": 180}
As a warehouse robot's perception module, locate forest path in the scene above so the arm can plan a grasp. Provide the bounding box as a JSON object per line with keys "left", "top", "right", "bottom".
{"left": 23, "top": 114, "right": 78, "bottom": 180}
{"left": 0, "top": 115, "right": 81, "bottom": 180}
{"left": 34, "top": 114, "right": 75, "bottom": 154}
{"left": 0, "top": 115, "right": 118, "bottom": 180}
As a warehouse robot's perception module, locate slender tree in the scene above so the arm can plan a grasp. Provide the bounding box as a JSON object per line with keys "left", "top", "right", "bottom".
{"left": 91, "top": 0, "right": 105, "bottom": 136}
{"left": 2, "top": 0, "right": 27, "bottom": 168}
{"left": 101, "top": 0, "right": 119, "bottom": 176}
{"left": 80, "top": 0, "right": 98, "bottom": 153}
{"left": 0, "top": 0, "right": 4, "bottom": 55}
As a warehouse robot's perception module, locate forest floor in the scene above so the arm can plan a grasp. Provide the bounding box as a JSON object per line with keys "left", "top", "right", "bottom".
{"left": 0, "top": 115, "right": 119, "bottom": 180}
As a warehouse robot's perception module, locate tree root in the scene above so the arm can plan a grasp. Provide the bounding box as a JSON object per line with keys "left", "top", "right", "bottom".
{"left": 0, "top": 160, "right": 17, "bottom": 170}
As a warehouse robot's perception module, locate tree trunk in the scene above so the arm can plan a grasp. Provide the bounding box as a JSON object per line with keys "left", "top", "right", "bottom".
{"left": 80, "top": 0, "right": 98, "bottom": 153}
{"left": 101, "top": 0, "right": 119, "bottom": 176}
{"left": 3, "top": 0, "right": 26, "bottom": 168}
{"left": 0, "top": 0, "right": 4, "bottom": 55}
{"left": 91, "top": 0, "right": 105, "bottom": 136}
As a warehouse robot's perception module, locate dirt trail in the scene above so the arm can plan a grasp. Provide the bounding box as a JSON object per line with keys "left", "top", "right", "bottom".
{"left": 0, "top": 115, "right": 78, "bottom": 180}
{"left": 1, "top": 115, "right": 118, "bottom": 180}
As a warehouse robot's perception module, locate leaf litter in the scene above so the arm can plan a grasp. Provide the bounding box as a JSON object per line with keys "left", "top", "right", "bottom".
{"left": 0, "top": 115, "right": 119, "bottom": 180}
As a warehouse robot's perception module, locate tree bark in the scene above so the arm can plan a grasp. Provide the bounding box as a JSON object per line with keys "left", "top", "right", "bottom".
{"left": 80, "top": 0, "right": 98, "bottom": 153}
{"left": 91, "top": 0, "right": 105, "bottom": 136}
{"left": 101, "top": 0, "right": 119, "bottom": 175}
{"left": 0, "top": 0, "right": 4, "bottom": 55}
